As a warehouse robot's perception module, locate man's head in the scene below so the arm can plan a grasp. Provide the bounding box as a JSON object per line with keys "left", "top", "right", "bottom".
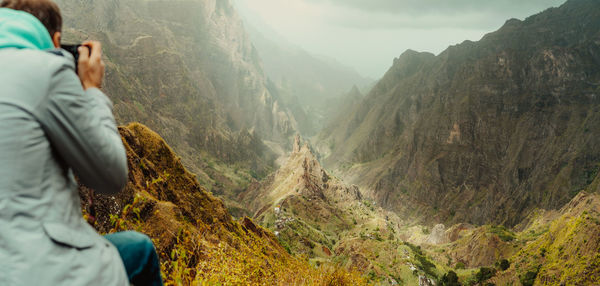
{"left": 1, "top": 0, "right": 62, "bottom": 47}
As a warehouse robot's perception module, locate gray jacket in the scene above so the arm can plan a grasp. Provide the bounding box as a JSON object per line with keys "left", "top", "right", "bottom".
{"left": 0, "top": 8, "right": 129, "bottom": 286}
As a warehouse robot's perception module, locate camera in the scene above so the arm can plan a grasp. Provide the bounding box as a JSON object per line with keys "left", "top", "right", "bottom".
{"left": 60, "top": 44, "right": 90, "bottom": 73}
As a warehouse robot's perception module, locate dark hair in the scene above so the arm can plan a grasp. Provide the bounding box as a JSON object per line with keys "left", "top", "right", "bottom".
{"left": 1, "top": 0, "right": 62, "bottom": 36}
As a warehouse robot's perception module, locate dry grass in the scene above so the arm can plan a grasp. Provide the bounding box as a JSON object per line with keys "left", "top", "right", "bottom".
{"left": 86, "top": 123, "right": 368, "bottom": 286}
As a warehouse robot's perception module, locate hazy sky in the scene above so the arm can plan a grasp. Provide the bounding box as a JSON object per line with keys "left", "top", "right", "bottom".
{"left": 233, "top": 0, "right": 567, "bottom": 79}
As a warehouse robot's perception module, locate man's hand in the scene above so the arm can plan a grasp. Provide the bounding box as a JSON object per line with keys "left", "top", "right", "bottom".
{"left": 77, "top": 41, "right": 105, "bottom": 90}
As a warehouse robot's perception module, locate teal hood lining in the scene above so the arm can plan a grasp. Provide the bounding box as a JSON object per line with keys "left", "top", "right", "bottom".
{"left": 0, "top": 8, "right": 54, "bottom": 50}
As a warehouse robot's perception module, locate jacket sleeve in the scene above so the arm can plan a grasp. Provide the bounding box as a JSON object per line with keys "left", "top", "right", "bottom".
{"left": 37, "top": 61, "right": 128, "bottom": 195}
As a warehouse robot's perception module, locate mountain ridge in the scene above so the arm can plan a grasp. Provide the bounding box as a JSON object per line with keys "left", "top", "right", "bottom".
{"left": 55, "top": 0, "right": 301, "bottom": 201}
{"left": 240, "top": 134, "right": 600, "bottom": 284}
{"left": 245, "top": 23, "right": 373, "bottom": 135}
{"left": 46, "top": 0, "right": 600, "bottom": 284}
{"left": 79, "top": 123, "right": 366, "bottom": 285}
{"left": 317, "top": 0, "right": 600, "bottom": 226}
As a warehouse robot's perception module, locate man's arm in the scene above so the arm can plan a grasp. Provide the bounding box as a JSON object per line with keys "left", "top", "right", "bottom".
{"left": 37, "top": 41, "right": 128, "bottom": 194}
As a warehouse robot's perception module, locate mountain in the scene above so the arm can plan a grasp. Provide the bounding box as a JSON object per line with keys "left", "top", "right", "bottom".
{"left": 246, "top": 26, "right": 372, "bottom": 135}
{"left": 239, "top": 135, "right": 600, "bottom": 285}
{"left": 240, "top": 136, "right": 449, "bottom": 284}
{"left": 492, "top": 191, "right": 600, "bottom": 285}
{"left": 317, "top": 0, "right": 600, "bottom": 226}
{"left": 48, "top": 0, "right": 600, "bottom": 284}
{"left": 78, "top": 123, "right": 365, "bottom": 284}
{"left": 405, "top": 191, "right": 600, "bottom": 285}
{"left": 434, "top": 191, "right": 600, "bottom": 285}
{"left": 54, "top": 0, "right": 300, "bottom": 208}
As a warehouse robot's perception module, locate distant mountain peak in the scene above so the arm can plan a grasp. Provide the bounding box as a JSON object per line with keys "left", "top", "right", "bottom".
{"left": 292, "top": 134, "right": 301, "bottom": 153}
{"left": 348, "top": 85, "right": 363, "bottom": 97}
{"left": 241, "top": 133, "right": 362, "bottom": 216}
{"left": 503, "top": 18, "right": 522, "bottom": 26}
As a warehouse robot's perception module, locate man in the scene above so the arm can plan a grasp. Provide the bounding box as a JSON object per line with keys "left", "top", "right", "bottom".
{"left": 0, "top": 0, "right": 163, "bottom": 285}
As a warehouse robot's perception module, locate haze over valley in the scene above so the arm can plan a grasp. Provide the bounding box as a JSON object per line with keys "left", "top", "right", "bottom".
{"left": 50, "top": 0, "right": 600, "bottom": 284}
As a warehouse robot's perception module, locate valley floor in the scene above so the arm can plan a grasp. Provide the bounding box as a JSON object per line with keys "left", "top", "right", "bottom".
{"left": 236, "top": 136, "right": 600, "bottom": 285}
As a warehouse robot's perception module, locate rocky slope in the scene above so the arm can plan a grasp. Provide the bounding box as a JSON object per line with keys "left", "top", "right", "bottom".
{"left": 240, "top": 133, "right": 600, "bottom": 284}
{"left": 425, "top": 191, "right": 600, "bottom": 285}
{"left": 78, "top": 123, "right": 365, "bottom": 285}
{"left": 318, "top": 0, "right": 600, "bottom": 226}
{"left": 55, "top": 0, "right": 299, "bottom": 202}
{"left": 493, "top": 191, "right": 600, "bottom": 285}
{"left": 246, "top": 27, "right": 372, "bottom": 135}
{"left": 240, "top": 136, "right": 452, "bottom": 284}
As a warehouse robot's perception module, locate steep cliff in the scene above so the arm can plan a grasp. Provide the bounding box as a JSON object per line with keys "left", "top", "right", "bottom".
{"left": 55, "top": 0, "right": 299, "bottom": 195}
{"left": 318, "top": 0, "right": 600, "bottom": 226}
{"left": 247, "top": 27, "right": 372, "bottom": 135}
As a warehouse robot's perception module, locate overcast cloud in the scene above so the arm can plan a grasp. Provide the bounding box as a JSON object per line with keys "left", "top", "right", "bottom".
{"left": 233, "top": 0, "right": 567, "bottom": 78}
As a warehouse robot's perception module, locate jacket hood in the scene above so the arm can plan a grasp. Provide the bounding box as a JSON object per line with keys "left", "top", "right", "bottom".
{"left": 0, "top": 8, "right": 53, "bottom": 50}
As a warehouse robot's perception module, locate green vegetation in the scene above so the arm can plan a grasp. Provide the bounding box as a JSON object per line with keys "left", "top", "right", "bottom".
{"left": 489, "top": 225, "right": 515, "bottom": 242}
{"left": 439, "top": 270, "right": 461, "bottom": 286}
{"left": 496, "top": 259, "right": 510, "bottom": 271}
{"left": 66, "top": 0, "right": 600, "bottom": 283}
{"left": 474, "top": 267, "right": 496, "bottom": 283}
{"left": 83, "top": 123, "right": 368, "bottom": 285}
{"left": 416, "top": 253, "right": 437, "bottom": 279}
{"left": 278, "top": 237, "right": 292, "bottom": 254}
{"left": 519, "top": 269, "right": 539, "bottom": 286}
{"left": 403, "top": 242, "right": 437, "bottom": 279}
{"left": 316, "top": 0, "right": 600, "bottom": 232}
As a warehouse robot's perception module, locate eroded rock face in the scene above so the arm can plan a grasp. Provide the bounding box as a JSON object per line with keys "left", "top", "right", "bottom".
{"left": 239, "top": 136, "right": 419, "bottom": 280}
{"left": 445, "top": 223, "right": 474, "bottom": 242}
{"left": 55, "top": 0, "right": 297, "bottom": 178}
{"left": 426, "top": 224, "right": 448, "bottom": 245}
{"left": 80, "top": 123, "right": 236, "bottom": 236}
{"left": 241, "top": 137, "right": 363, "bottom": 215}
{"left": 319, "top": 0, "right": 600, "bottom": 226}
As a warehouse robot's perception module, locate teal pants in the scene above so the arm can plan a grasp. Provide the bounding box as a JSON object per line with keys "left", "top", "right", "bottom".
{"left": 104, "top": 231, "right": 164, "bottom": 286}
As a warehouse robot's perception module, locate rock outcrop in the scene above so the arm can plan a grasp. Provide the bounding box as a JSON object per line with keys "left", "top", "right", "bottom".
{"left": 240, "top": 137, "right": 451, "bottom": 283}
{"left": 241, "top": 137, "right": 362, "bottom": 215}
{"left": 426, "top": 224, "right": 449, "bottom": 245}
